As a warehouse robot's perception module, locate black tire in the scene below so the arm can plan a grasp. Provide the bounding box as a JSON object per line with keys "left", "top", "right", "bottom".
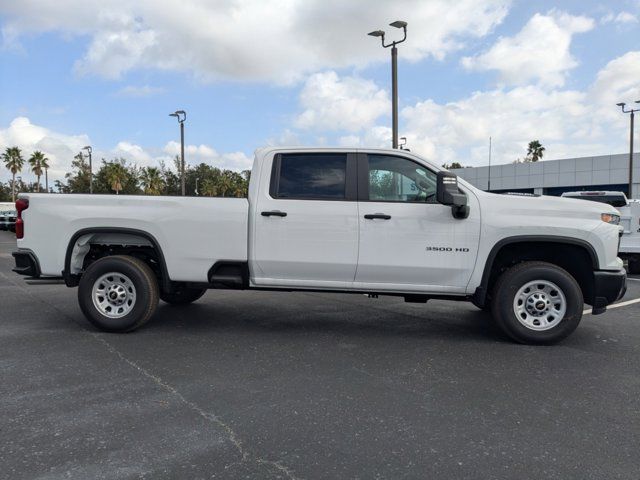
{"left": 627, "top": 257, "right": 640, "bottom": 275}
{"left": 160, "top": 285, "right": 207, "bottom": 305}
{"left": 78, "top": 255, "right": 159, "bottom": 333}
{"left": 491, "top": 261, "right": 583, "bottom": 345}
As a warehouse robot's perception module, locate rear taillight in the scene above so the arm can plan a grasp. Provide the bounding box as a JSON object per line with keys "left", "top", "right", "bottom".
{"left": 15, "top": 198, "right": 29, "bottom": 239}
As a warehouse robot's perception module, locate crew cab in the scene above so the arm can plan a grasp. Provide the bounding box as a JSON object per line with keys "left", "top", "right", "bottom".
{"left": 12, "top": 148, "right": 627, "bottom": 344}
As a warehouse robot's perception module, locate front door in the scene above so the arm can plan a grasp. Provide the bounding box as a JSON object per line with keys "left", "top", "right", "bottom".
{"left": 355, "top": 153, "right": 480, "bottom": 293}
{"left": 252, "top": 152, "right": 359, "bottom": 288}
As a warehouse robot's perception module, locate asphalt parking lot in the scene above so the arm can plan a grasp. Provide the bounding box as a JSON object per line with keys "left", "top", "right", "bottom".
{"left": 1, "top": 229, "right": 639, "bottom": 480}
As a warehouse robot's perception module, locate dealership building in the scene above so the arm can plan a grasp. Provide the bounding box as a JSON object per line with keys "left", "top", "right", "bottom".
{"left": 451, "top": 152, "right": 640, "bottom": 199}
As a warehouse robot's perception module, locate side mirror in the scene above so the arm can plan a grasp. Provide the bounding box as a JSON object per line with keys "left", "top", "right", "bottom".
{"left": 436, "top": 171, "right": 469, "bottom": 219}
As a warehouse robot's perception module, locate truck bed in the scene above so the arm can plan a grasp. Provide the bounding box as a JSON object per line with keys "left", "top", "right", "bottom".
{"left": 18, "top": 194, "right": 249, "bottom": 282}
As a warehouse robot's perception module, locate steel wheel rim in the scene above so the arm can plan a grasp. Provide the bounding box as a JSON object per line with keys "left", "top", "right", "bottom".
{"left": 513, "top": 279, "right": 567, "bottom": 331}
{"left": 92, "top": 272, "right": 137, "bottom": 319}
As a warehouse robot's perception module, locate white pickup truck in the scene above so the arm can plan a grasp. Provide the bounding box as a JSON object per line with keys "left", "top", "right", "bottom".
{"left": 12, "top": 147, "right": 626, "bottom": 344}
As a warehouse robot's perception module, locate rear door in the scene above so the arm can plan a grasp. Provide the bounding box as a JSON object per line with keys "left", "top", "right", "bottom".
{"left": 355, "top": 153, "right": 481, "bottom": 293}
{"left": 252, "top": 152, "right": 359, "bottom": 288}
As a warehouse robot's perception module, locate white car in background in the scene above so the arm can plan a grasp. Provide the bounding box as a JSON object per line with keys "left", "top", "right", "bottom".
{"left": 561, "top": 191, "right": 640, "bottom": 273}
{"left": 0, "top": 202, "right": 17, "bottom": 232}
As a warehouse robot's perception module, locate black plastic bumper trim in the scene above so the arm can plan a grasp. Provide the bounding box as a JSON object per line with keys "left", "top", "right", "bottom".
{"left": 12, "top": 250, "right": 41, "bottom": 278}
{"left": 591, "top": 269, "right": 627, "bottom": 315}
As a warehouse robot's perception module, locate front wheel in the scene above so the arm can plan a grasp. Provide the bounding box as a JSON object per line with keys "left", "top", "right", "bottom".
{"left": 78, "top": 255, "right": 159, "bottom": 333}
{"left": 491, "top": 261, "right": 583, "bottom": 345}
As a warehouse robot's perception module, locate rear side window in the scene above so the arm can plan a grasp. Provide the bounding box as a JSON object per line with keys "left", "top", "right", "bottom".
{"left": 272, "top": 153, "right": 348, "bottom": 200}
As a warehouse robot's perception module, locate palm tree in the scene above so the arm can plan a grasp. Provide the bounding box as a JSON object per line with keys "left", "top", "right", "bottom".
{"left": 139, "top": 167, "right": 165, "bottom": 195}
{"left": 218, "top": 172, "right": 233, "bottom": 197}
{"left": 28, "top": 151, "right": 49, "bottom": 192}
{"left": 104, "top": 162, "right": 128, "bottom": 194}
{"left": 200, "top": 178, "right": 218, "bottom": 197}
{"left": 526, "top": 140, "right": 545, "bottom": 162}
{"left": 2, "top": 147, "right": 24, "bottom": 202}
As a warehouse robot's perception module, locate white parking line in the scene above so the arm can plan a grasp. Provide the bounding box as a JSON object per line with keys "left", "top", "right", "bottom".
{"left": 627, "top": 277, "right": 640, "bottom": 282}
{"left": 583, "top": 297, "right": 640, "bottom": 315}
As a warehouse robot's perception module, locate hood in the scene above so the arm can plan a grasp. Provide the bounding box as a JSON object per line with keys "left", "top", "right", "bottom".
{"left": 481, "top": 192, "right": 618, "bottom": 220}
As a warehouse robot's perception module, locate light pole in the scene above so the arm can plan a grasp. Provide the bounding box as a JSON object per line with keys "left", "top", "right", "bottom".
{"left": 617, "top": 101, "right": 640, "bottom": 199}
{"left": 369, "top": 20, "right": 407, "bottom": 149}
{"left": 169, "top": 110, "right": 187, "bottom": 196}
{"left": 195, "top": 177, "right": 199, "bottom": 196}
{"left": 488, "top": 136, "right": 492, "bottom": 192}
{"left": 82, "top": 145, "right": 93, "bottom": 194}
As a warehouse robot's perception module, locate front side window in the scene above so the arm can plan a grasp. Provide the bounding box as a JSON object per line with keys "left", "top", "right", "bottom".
{"left": 274, "top": 153, "right": 347, "bottom": 200}
{"left": 368, "top": 155, "right": 437, "bottom": 203}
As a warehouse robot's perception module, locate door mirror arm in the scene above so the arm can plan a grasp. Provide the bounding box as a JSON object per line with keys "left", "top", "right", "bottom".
{"left": 436, "top": 171, "right": 470, "bottom": 219}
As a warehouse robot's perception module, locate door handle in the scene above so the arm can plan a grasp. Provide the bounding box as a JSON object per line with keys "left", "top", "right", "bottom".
{"left": 364, "top": 213, "right": 391, "bottom": 220}
{"left": 261, "top": 210, "right": 287, "bottom": 217}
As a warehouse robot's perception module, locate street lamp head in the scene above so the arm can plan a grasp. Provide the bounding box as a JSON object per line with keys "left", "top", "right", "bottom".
{"left": 390, "top": 20, "right": 407, "bottom": 29}
{"left": 635, "top": 100, "right": 640, "bottom": 104}
{"left": 617, "top": 103, "right": 626, "bottom": 107}
{"left": 170, "top": 110, "right": 186, "bottom": 122}
{"left": 368, "top": 30, "right": 385, "bottom": 37}
{"left": 82, "top": 145, "right": 91, "bottom": 152}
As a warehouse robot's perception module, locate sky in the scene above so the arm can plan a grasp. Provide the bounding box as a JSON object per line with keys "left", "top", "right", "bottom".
{"left": 1, "top": 0, "right": 639, "bottom": 184}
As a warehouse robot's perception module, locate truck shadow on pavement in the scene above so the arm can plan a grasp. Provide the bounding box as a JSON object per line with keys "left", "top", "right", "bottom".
{"left": 145, "top": 298, "right": 510, "bottom": 345}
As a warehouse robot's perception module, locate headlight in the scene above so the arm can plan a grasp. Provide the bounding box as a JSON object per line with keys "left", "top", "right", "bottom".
{"left": 601, "top": 213, "right": 620, "bottom": 225}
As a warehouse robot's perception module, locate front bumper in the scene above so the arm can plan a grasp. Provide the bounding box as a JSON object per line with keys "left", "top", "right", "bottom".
{"left": 591, "top": 269, "right": 627, "bottom": 315}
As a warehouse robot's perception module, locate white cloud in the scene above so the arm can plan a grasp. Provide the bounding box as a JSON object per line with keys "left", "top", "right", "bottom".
{"left": 591, "top": 51, "right": 640, "bottom": 114}
{"left": 115, "top": 85, "right": 165, "bottom": 97}
{"left": 0, "top": 0, "right": 510, "bottom": 83}
{"left": 295, "top": 71, "right": 389, "bottom": 132}
{"left": 461, "top": 10, "right": 594, "bottom": 88}
{"left": 601, "top": 11, "right": 638, "bottom": 24}
{"left": 401, "top": 86, "right": 591, "bottom": 165}
{"left": 341, "top": 50, "right": 640, "bottom": 167}
{"left": 112, "top": 141, "right": 155, "bottom": 166}
{"left": 338, "top": 126, "right": 392, "bottom": 148}
{"left": 162, "top": 141, "right": 252, "bottom": 171}
{"left": 0, "top": 117, "right": 253, "bottom": 185}
{"left": 0, "top": 117, "right": 89, "bottom": 182}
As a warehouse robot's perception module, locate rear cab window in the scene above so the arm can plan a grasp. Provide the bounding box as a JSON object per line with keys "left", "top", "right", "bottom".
{"left": 270, "top": 153, "right": 356, "bottom": 200}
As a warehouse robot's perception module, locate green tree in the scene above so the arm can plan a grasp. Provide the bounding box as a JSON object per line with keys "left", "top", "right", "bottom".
{"left": 28, "top": 150, "right": 49, "bottom": 192}
{"left": 441, "top": 162, "right": 464, "bottom": 169}
{"left": 54, "top": 179, "right": 70, "bottom": 194}
{"left": 139, "top": 167, "right": 165, "bottom": 195}
{"left": 526, "top": 140, "right": 545, "bottom": 162}
{"left": 0, "top": 182, "right": 12, "bottom": 202}
{"left": 65, "top": 152, "right": 92, "bottom": 193}
{"left": 2, "top": 147, "right": 25, "bottom": 202}
{"left": 94, "top": 158, "right": 140, "bottom": 195}
{"left": 200, "top": 178, "right": 218, "bottom": 197}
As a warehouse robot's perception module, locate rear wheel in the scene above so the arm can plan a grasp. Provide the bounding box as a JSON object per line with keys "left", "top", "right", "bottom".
{"left": 78, "top": 255, "right": 159, "bottom": 333}
{"left": 160, "top": 285, "right": 207, "bottom": 305}
{"left": 491, "top": 261, "right": 583, "bottom": 345}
